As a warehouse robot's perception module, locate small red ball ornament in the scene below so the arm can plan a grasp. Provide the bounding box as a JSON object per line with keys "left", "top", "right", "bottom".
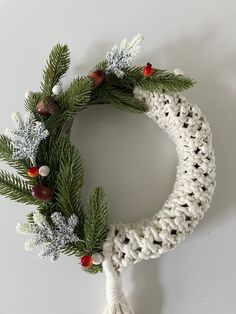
{"left": 88, "top": 70, "right": 105, "bottom": 87}
{"left": 31, "top": 184, "right": 53, "bottom": 202}
{"left": 80, "top": 255, "right": 92, "bottom": 269}
{"left": 143, "top": 62, "right": 153, "bottom": 77}
{"left": 27, "top": 166, "right": 39, "bottom": 178}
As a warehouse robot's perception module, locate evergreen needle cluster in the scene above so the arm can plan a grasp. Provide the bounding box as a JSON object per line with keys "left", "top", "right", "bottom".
{"left": 0, "top": 41, "right": 195, "bottom": 274}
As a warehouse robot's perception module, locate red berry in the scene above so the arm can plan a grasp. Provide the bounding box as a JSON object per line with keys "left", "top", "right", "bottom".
{"left": 143, "top": 62, "right": 153, "bottom": 77}
{"left": 80, "top": 255, "right": 92, "bottom": 269}
{"left": 88, "top": 70, "right": 105, "bottom": 87}
{"left": 27, "top": 166, "right": 39, "bottom": 178}
{"left": 31, "top": 184, "right": 53, "bottom": 202}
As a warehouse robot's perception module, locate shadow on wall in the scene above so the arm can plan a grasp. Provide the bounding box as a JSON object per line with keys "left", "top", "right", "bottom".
{"left": 130, "top": 259, "right": 163, "bottom": 314}
{"left": 127, "top": 30, "right": 236, "bottom": 314}
{"left": 158, "top": 31, "right": 236, "bottom": 231}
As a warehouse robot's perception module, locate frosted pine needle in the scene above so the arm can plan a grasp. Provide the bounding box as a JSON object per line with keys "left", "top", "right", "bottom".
{"left": 16, "top": 211, "right": 79, "bottom": 262}
{"left": 5, "top": 112, "right": 49, "bottom": 165}
{"left": 105, "top": 33, "right": 143, "bottom": 78}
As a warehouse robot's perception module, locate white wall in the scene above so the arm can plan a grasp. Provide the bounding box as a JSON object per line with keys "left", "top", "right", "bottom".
{"left": 0, "top": 1, "right": 235, "bottom": 313}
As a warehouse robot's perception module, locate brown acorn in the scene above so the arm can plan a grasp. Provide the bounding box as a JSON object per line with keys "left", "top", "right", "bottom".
{"left": 36, "top": 96, "right": 59, "bottom": 115}
{"left": 31, "top": 184, "right": 53, "bottom": 202}
{"left": 88, "top": 70, "right": 105, "bottom": 87}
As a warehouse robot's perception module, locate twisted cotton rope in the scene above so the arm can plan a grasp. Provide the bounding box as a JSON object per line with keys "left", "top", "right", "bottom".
{"left": 102, "top": 89, "right": 216, "bottom": 313}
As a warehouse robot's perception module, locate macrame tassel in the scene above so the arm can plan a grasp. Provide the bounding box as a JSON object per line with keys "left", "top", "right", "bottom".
{"left": 103, "top": 258, "right": 134, "bottom": 314}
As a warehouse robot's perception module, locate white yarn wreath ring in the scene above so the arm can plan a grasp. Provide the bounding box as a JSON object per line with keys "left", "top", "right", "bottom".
{"left": 102, "top": 88, "right": 216, "bottom": 313}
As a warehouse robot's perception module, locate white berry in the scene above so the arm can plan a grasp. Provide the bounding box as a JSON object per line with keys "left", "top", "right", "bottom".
{"left": 25, "top": 90, "right": 34, "bottom": 99}
{"left": 52, "top": 84, "right": 63, "bottom": 96}
{"left": 92, "top": 253, "right": 103, "bottom": 265}
{"left": 173, "top": 68, "right": 184, "bottom": 76}
{"left": 39, "top": 165, "right": 50, "bottom": 177}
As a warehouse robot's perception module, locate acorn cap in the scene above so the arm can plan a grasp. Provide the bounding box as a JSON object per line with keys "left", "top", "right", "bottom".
{"left": 36, "top": 96, "right": 59, "bottom": 115}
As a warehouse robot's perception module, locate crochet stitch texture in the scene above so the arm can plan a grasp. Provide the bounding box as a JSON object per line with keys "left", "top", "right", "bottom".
{"left": 103, "top": 89, "right": 216, "bottom": 272}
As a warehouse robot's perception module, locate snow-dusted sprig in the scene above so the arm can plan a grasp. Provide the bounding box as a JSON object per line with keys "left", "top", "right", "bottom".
{"left": 5, "top": 112, "right": 49, "bottom": 165}
{"left": 16, "top": 211, "right": 80, "bottom": 261}
{"left": 105, "top": 33, "right": 143, "bottom": 78}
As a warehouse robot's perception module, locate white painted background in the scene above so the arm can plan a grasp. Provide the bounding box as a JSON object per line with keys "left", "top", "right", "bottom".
{"left": 0, "top": 1, "right": 235, "bottom": 313}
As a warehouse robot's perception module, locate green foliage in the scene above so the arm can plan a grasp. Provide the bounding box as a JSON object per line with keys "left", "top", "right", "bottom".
{"left": 140, "top": 69, "right": 195, "bottom": 92}
{"left": 60, "top": 77, "right": 92, "bottom": 109}
{"left": 41, "top": 44, "right": 70, "bottom": 95}
{"left": 95, "top": 66, "right": 194, "bottom": 114}
{"left": 36, "top": 202, "right": 57, "bottom": 221}
{"left": 106, "top": 66, "right": 195, "bottom": 93}
{"left": 24, "top": 92, "right": 43, "bottom": 116}
{"left": 26, "top": 211, "right": 34, "bottom": 223}
{"left": 94, "top": 60, "right": 107, "bottom": 71}
{"left": 0, "top": 170, "right": 39, "bottom": 205}
{"left": 106, "top": 66, "right": 143, "bottom": 89}
{"left": 83, "top": 264, "right": 102, "bottom": 274}
{"left": 0, "top": 135, "right": 30, "bottom": 179}
{"left": 37, "top": 135, "right": 85, "bottom": 233}
{"left": 84, "top": 187, "right": 108, "bottom": 253}
{"left": 62, "top": 242, "right": 86, "bottom": 257}
{"left": 97, "top": 83, "right": 148, "bottom": 113}
{"left": 54, "top": 136, "right": 84, "bottom": 234}
{"left": 44, "top": 77, "right": 93, "bottom": 130}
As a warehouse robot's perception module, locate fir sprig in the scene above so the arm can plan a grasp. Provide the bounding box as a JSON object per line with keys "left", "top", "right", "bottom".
{"left": 0, "top": 135, "right": 29, "bottom": 179}
{"left": 59, "top": 77, "right": 93, "bottom": 109}
{"left": 84, "top": 187, "right": 108, "bottom": 253}
{"left": 44, "top": 77, "right": 93, "bottom": 130}
{"left": 41, "top": 44, "right": 70, "bottom": 95}
{"left": 97, "top": 83, "right": 148, "bottom": 113}
{"left": 105, "top": 66, "right": 195, "bottom": 93}
{"left": 36, "top": 135, "right": 85, "bottom": 234}
{"left": 0, "top": 170, "right": 39, "bottom": 205}
{"left": 54, "top": 136, "right": 85, "bottom": 235}
{"left": 24, "top": 92, "right": 43, "bottom": 116}
{"left": 140, "top": 68, "right": 195, "bottom": 92}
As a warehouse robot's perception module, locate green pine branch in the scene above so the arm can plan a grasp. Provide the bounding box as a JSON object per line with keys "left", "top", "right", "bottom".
{"left": 106, "top": 66, "right": 195, "bottom": 93}
{"left": 41, "top": 44, "right": 70, "bottom": 95}
{"left": 62, "top": 242, "right": 86, "bottom": 257}
{"left": 36, "top": 199, "right": 57, "bottom": 216}
{"left": 59, "top": 77, "right": 93, "bottom": 109}
{"left": 84, "top": 186, "right": 108, "bottom": 253}
{"left": 26, "top": 211, "right": 34, "bottom": 223}
{"left": 94, "top": 60, "right": 107, "bottom": 71}
{"left": 106, "top": 66, "right": 143, "bottom": 89}
{"left": 54, "top": 136, "right": 85, "bottom": 232}
{"left": 97, "top": 83, "right": 148, "bottom": 113}
{"left": 0, "top": 170, "right": 39, "bottom": 205}
{"left": 0, "top": 135, "right": 30, "bottom": 179}
{"left": 24, "top": 92, "right": 43, "bottom": 116}
{"left": 83, "top": 264, "right": 102, "bottom": 274}
{"left": 140, "top": 68, "right": 195, "bottom": 92}
{"left": 44, "top": 77, "right": 93, "bottom": 130}
{"left": 37, "top": 135, "right": 85, "bottom": 232}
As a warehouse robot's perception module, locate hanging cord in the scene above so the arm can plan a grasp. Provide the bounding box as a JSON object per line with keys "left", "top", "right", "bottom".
{"left": 102, "top": 227, "right": 134, "bottom": 314}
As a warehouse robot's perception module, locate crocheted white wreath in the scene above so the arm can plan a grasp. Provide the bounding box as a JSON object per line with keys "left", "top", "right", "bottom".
{"left": 0, "top": 35, "right": 216, "bottom": 314}
{"left": 102, "top": 88, "right": 216, "bottom": 313}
